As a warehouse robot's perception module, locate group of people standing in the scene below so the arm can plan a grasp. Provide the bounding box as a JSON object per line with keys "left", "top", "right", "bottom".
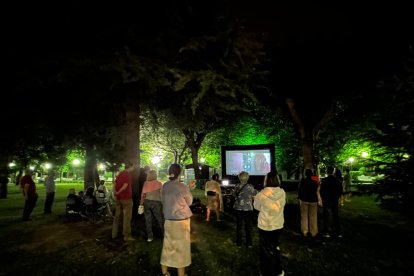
{"left": 111, "top": 163, "right": 195, "bottom": 276}
{"left": 206, "top": 170, "right": 286, "bottom": 276}
{"left": 298, "top": 166, "right": 352, "bottom": 239}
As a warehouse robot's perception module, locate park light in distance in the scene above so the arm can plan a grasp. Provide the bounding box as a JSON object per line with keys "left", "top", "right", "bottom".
{"left": 151, "top": 155, "right": 161, "bottom": 165}
{"left": 73, "top": 159, "right": 80, "bottom": 166}
{"left": 8, "top": 162, "right": 15, "bottom": 168}
{"left": 361, "top": 152, "right": 369, "bottom": 158}
{"left": 348, "top": 157, "right": 355, "bottom": 163}
{"left": 98, "top": 163, "right": 105, "bottom": 170}
{"left": 45, "top": 163, "right": 52, "bottom": 169}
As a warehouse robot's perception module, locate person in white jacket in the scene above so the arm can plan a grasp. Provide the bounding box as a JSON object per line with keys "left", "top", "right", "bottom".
{"left": 254, "top": 171, "right": 286, "bottom": 276}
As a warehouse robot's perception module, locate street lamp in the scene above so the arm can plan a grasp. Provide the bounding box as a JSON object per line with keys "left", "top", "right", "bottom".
{"left": 45, "top": 163, "right": 52, "bottom": 170}
{"left": 361, "top": 152, "right": 369, "bottom": 158}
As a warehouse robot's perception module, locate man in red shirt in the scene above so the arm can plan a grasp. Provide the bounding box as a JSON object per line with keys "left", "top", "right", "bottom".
{"left": 20, "top": 169, "right": 38, "bottom": 221}
{"left": 112, "top": 162, "right": 135, "bottom": 242}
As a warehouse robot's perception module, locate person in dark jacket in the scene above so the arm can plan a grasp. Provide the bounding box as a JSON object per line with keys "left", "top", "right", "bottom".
{"left": 320, "top": 166, "right": 343, "bottom": 238}
{"left": 298, "top": 169, "right": 321, "bottom": 238}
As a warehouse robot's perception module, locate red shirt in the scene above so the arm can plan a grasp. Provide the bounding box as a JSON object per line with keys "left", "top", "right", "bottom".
{"left": 20, "top": 175, "right": 37, "bottom": 198}
{"left": 115, "top": 170, "right": 132, "bottom": 200}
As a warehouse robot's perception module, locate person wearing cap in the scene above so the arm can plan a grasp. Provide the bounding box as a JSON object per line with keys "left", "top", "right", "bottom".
{"left": 160, "top": 163, "right": 195, "bottom": 276}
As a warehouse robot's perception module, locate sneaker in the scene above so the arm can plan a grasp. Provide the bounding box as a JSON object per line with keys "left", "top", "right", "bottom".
{"left": 322, "top": 233, "right": 331, "bottom": 238}
{"left": 147, "top": 238, "right": 153, "bottom": 242}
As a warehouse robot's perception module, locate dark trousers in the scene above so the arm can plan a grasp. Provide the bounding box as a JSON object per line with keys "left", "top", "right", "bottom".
{"left": 143, "top": 200, "right": 164, "bottom": 239}
{"left": 323, "top": 200, "right": 341, "bottom": 236}
{"left": 259, "top": 228, "right": 283, "bottom": 276}
{"left": 131, "top": 194, "right": 139, "bottom": 223}
{"left": 235, "top": 210, "right": 253, "bottom": 246}
{"left": 44, "top": 192, "right": 55, "bottom": 213}
{"left": 23, "top": 194, "right": 38, "bottom": 220}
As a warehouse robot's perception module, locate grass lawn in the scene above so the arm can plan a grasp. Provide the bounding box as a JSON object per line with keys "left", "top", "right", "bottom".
{"left": 0, "top": 183, "right": 413, "bottom": 275}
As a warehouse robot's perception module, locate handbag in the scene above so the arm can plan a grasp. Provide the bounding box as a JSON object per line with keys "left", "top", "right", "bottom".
{"left": 207, "top": 191, "right": 217, "bottom": 196}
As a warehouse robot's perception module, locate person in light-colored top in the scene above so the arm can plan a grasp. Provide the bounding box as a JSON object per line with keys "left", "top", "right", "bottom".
{"left": 254, "top": 171, "right": 286, "bottom": 276}
{"left": 204, "top": 173, "right": 223, "bottom": 222}
{"left": 44, "top": 171, "right": 56, "bottom": 214}
{"left": 160, "top": 164, "right": 195, "bottom": 276}
{"left": 140, "top": 170, "right": 164, "bottom": 242}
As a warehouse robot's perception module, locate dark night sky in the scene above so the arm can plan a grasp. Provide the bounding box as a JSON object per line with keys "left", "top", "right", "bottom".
{"left": 3, "top": 3, "right": 413, "bottom": 104}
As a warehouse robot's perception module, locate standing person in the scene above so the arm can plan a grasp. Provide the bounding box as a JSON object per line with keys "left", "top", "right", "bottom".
{"left": 132, "top": 166, "right": 150, "bottom": 224}
{"left": 20, "top": 169, "right": 38, "bottom": 221}
{"left": 204, "top": 173, "right": 223, "bottom": 222}
{"left": 0, "top": 172, "right": 9, "bottom": 199}
{"left": 140, "top": 169, "right": 164, "bottom": 242}
{"left": 342, "top": 168, "right": 352, "bottom": 203}
{"left": 43, "top": 171, "right": 56, "bottom": 214}
{"left": 320, "top": 166, "right": 343, "bottom": 238}
{"left": 335, "top": 168, "right": 344, "bottom": 206}
{"left": 160, "top": 164, "right": 195, "bottom": 276}
{"left": 233, "top": 171, "right": 258, "bottom": 248}
{"left": 112, "top": 162, "right": 135, "bottom": 242}
{"left": 298, "top": 169, "right": 320, "bottom": 238}
{"left": 254, "top": 171, "right": 286, "bottom": 276}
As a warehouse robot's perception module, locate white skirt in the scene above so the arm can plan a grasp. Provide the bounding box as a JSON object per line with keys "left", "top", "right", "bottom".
{"left": 160, "top": 218, "right": 191, "bottom": 268}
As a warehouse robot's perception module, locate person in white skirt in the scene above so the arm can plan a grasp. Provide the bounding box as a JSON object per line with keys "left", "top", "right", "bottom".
{"left": 160, "top": 164, "right": 195, "bottom": 276}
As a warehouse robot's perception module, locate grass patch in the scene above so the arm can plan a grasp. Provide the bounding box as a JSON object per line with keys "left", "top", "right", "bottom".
{"left": 0, "top": 185, "right": 413, "bottom": 275}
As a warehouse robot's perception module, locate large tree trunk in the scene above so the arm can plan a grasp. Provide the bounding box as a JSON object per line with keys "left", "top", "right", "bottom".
{"left": 125, "top": 108, "right": 140, "bottom": 168}
{"left": 286, "top": 98, "right": 335, "bottom": 171}
{"left": 84, "top": 145, "right": 98, "bottom": 190}
{"left": 183, "top": 129, "right": 206, "bottom": 179}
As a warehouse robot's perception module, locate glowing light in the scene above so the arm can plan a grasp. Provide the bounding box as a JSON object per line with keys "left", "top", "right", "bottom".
{"left": 151, "top": 156, "right": 161, "bottom": 165}
{"left": 45, "top": 163, "right": 52, "bottom": 169}
{"left": 348, "top": 157, "right": 355, "bottom": 163}
{"left": 73, "top": 159, "right": 80, "bottom": 166}
{"left": 29, "top": 166, "right": 35, "bottom": 170}
{"left": 98, "top": 163, "right": 105, "bottom": 170}
{"left": 361, "top": 152, "right": 369, "bottom": 158}
{"left": 8, "top": 162, "right": 16, "bottom": 168}
{"left": 222, "top": 180, "right": 229, "bottom": 186}
{"left": 200, "top": 158, "right": 205, "bottom": 163}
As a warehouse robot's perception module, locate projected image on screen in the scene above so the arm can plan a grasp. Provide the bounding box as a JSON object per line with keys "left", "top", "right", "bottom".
{"left": 225, "top": 150, "right": 271, "bottom": 176}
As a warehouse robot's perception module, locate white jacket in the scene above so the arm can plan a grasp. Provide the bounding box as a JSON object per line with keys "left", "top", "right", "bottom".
{"left": 254, "top": 187, "right": 286, "bottom": 231}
